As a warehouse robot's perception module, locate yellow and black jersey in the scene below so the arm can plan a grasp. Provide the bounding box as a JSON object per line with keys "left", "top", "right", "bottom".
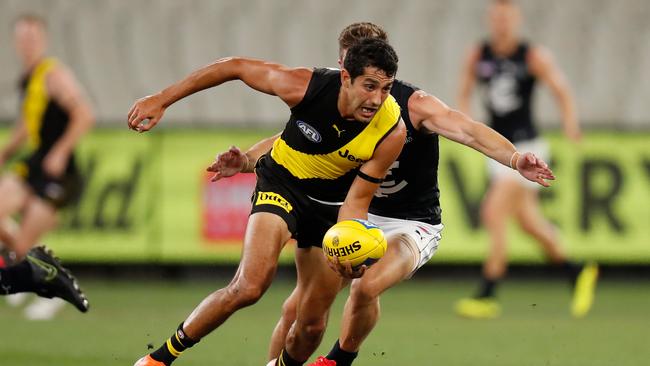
{"left": 19, "top": 58, "right": 72, "bottom": 160}
{"left": 261, "top": 68, "right": 401, "bottom": 203}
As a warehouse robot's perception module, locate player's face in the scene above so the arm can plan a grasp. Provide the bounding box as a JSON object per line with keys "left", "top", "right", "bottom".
{"left": 488, "top": 3, "right": 521, "bottom": 39}
{"left": 14, "top": 21, "right": 46, "bottom": 65}
{"left": 343, "top": 66, "right": 394, "bottom": 123}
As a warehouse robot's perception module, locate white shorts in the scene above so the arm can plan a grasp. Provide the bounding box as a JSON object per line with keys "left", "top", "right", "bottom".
{"left": 367, "top": 213, "right": 443, "bottom": 275}
{"left": 487, "top": 137, "right": 550, "bottom": 190}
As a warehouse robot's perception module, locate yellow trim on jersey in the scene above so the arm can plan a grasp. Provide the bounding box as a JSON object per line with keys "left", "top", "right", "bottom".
{"left": 22, "top": 58, "right": 58, "bottom": 149}
{"left": 271, "top": 95, "right": 400, "bottom": 180}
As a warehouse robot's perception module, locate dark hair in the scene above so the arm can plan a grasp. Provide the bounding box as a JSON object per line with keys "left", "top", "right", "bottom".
{"left": 343, "top": 38, "right": 398, "bottom": 81}
{"left": 338, "top": 22, "right": 388, "bottom": 56}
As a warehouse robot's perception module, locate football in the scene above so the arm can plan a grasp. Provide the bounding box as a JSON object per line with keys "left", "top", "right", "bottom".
{"left": 322, "top": 219, "right": 387, "bottom": 268}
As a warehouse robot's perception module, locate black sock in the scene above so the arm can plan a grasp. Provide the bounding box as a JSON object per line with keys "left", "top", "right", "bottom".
{"left": 560, "top": 261, "right": 581, "bottom": 286}
{"left": 150, "top": 323, "right": 199, "bottom": 366}
{"left": 476, "top": 277, "right": 498, "bottom": 299}
{"left": 326, "top": 339, "right": 358, "bottom": 366}
{"left": 0, "top": 260, "right": 34, "bottom": 295}
{"left": 277, "top": 347, "right": 303, "bottom": 366}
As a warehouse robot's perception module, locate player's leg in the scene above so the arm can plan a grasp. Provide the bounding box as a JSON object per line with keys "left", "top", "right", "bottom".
{"left": 0, "top": 245, "right": 88, "bottom": 310}
{"left": 276, "top": 246, "right": 346, "bottom": 365}
{"left": 481, "top": 179, "right": 521, "bottom": 282}
{"left": 269, "top": 286, "right": 300, "bottom": 359}
{"left": 317, "top": 219, "right": 442, "bottom": 366}
{"left": 515, "top": 188, "right": 566, "bottom": 263}
{"left": 13, "top": 196, "right": 58, "bottom": 259}
{"left": 0, "top": 175, "right": 31, "bottom": 257}
{"left": 1, "top": 218, "right": 20, "bottom": 268}
{"left": 138, "top": 212, "right": 292, "bottom": 366}
{"left": 516, "top": 188, "right": 598, "bottom": 317}
{"left": 329, "top": 234, "right": 415, "bottom": 365}
{"left": 456, "top": 178, "right": 520, "bottom": 319}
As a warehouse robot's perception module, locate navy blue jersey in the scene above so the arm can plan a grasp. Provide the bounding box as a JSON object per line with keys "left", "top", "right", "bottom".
{"left": 369, "top": 80, "right": 442, "bottom": 225}
{"left": 476, "top": 41, "right": 538, "bottom": 143}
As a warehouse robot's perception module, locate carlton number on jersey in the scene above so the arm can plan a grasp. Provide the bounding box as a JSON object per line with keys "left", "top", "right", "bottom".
{"left": 375, "top": 160, "right": 407, "bottom": 197}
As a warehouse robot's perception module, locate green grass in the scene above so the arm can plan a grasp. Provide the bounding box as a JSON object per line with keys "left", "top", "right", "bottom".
{"left": 1, "top": 277, "right": 648, "bottom": 365}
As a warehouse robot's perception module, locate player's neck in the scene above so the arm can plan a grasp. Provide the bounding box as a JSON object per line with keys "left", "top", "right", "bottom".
{"left": 490, "top": 36, "right": 519, "bottom": 57}
{"left": 22, "top": 54, "right": 45, "bottom": 72}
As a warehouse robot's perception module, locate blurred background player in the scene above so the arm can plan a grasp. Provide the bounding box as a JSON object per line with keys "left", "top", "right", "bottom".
{"left": 455, "top": 0, "right": 598, "bottom": 319}
{"left": 0, "top": 14, "right": 93, "bottom": 317}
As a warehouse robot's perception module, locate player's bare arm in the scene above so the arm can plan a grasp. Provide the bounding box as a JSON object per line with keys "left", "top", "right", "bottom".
{"left": 338, "top": 119, "right": 406, "bottom": 222}
{"left": 127, "top": 58, "right": 312, "bottom": 132}
{"left": 412, "top": 91, "right": 554, "bottom": 187}
{"left": 206, "top": 132, "right": 281, "bottom": 181}
{"left": 528, "top": 46, "right": 581, "bottom": 142}
{"left": 457, "top": 45, "right": 481, "bottom": 116}
{"left": 44, "top": 65, "right": 95, "bottom": 177}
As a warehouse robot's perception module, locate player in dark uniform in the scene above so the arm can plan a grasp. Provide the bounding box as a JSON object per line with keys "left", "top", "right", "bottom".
{"left": 129, "top": 39, "right": 407, "bottom": 366}
{"left": 0, "top": 14, "right": 92, "bottom": 313}
{"left": 208, "top": 22, "right": 554, "bottom": 366}
{"left": 455, "top": 0, "right": 597, "bottom": 319}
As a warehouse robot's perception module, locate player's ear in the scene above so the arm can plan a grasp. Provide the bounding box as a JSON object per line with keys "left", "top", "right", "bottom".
{"left": 341, "top": 68, "right": 351, "bottom": 88}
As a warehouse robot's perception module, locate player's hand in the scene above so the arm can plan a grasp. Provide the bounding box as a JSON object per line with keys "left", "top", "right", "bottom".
{"left": 206, "top": 146, "right": 249, "bottom": 182}
{"left": 43, "top": 148, "right": 68, "bottom": 178}
{"left": 515, "top": 152, "right": 555, "bottom": 187}
{"left": 326, "top": 256, "right": 367, "bottom": 279}
{"left": 564, "top": 125, "right": 582, "bottom": 143}
{"left": 127, "top": 94, "right": 166, "bottom": 133}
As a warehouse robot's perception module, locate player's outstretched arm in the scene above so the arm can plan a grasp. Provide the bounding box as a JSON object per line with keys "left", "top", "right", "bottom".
{"left": 412, "top": 91, "right": 554, "bottom": 186}
{"left": 127, "top": 58, "right": 312, "bottom": 132}
{"left": 206, "top": 132, "right": 281, "bottom": 181}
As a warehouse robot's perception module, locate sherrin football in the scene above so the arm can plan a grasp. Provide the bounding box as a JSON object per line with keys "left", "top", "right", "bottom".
{"left": 322, "top": 219, "right": 387, "bottom": 268}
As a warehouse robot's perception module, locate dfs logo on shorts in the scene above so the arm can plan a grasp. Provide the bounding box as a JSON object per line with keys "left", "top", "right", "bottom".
{"left": 255, "top": 192, "right": 294, "bottom": 213}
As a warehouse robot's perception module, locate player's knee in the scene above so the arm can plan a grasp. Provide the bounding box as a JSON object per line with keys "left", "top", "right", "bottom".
{"left": 281, "top": 296, "right": 298, "bottom": 322}
{"left": 227, "top": 279, "right": 269, "bottom": 307}
{"left": 350, "top": 280, "right": 380, "bottom": 304}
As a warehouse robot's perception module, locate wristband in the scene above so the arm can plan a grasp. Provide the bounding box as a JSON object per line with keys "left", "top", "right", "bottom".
{"left": 509, "top": 151, "right": 521, "bottom": 170}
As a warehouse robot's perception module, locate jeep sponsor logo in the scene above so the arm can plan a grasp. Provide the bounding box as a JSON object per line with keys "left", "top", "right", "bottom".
{"left": 338, "top": 149, "right": 367, "bottom": 163}
{"left": 296, "top": 121, "right": 322, "bottom": 143}
{"left": 325, "top": 240, "right": 362, "bottom": 257}
{"left": 255, "top": 192, "right": 293, "bottom": 213}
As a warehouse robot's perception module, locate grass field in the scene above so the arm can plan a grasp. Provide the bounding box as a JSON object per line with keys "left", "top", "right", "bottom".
{"left": 1, "top": 277, "right": 648, "bottom": 366}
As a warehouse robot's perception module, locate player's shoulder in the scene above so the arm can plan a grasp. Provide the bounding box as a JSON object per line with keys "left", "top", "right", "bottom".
{"left": 526, "top": 44, "right": 556, "bottom": 72}
{"left": 391, "top": 79, "right": 420, "bottom": 95}
{"left": 381, "top": 94, "right": 400, "bottom": 119}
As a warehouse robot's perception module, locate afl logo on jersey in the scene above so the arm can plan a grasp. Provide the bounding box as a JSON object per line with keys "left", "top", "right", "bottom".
{"left": 296, "top": 121, "right": 322, "bottom": 143}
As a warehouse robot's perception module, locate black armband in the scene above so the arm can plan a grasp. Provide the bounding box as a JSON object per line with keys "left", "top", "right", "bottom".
{"left": 357, "top": 170, "right": 384, "bottom": 184}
